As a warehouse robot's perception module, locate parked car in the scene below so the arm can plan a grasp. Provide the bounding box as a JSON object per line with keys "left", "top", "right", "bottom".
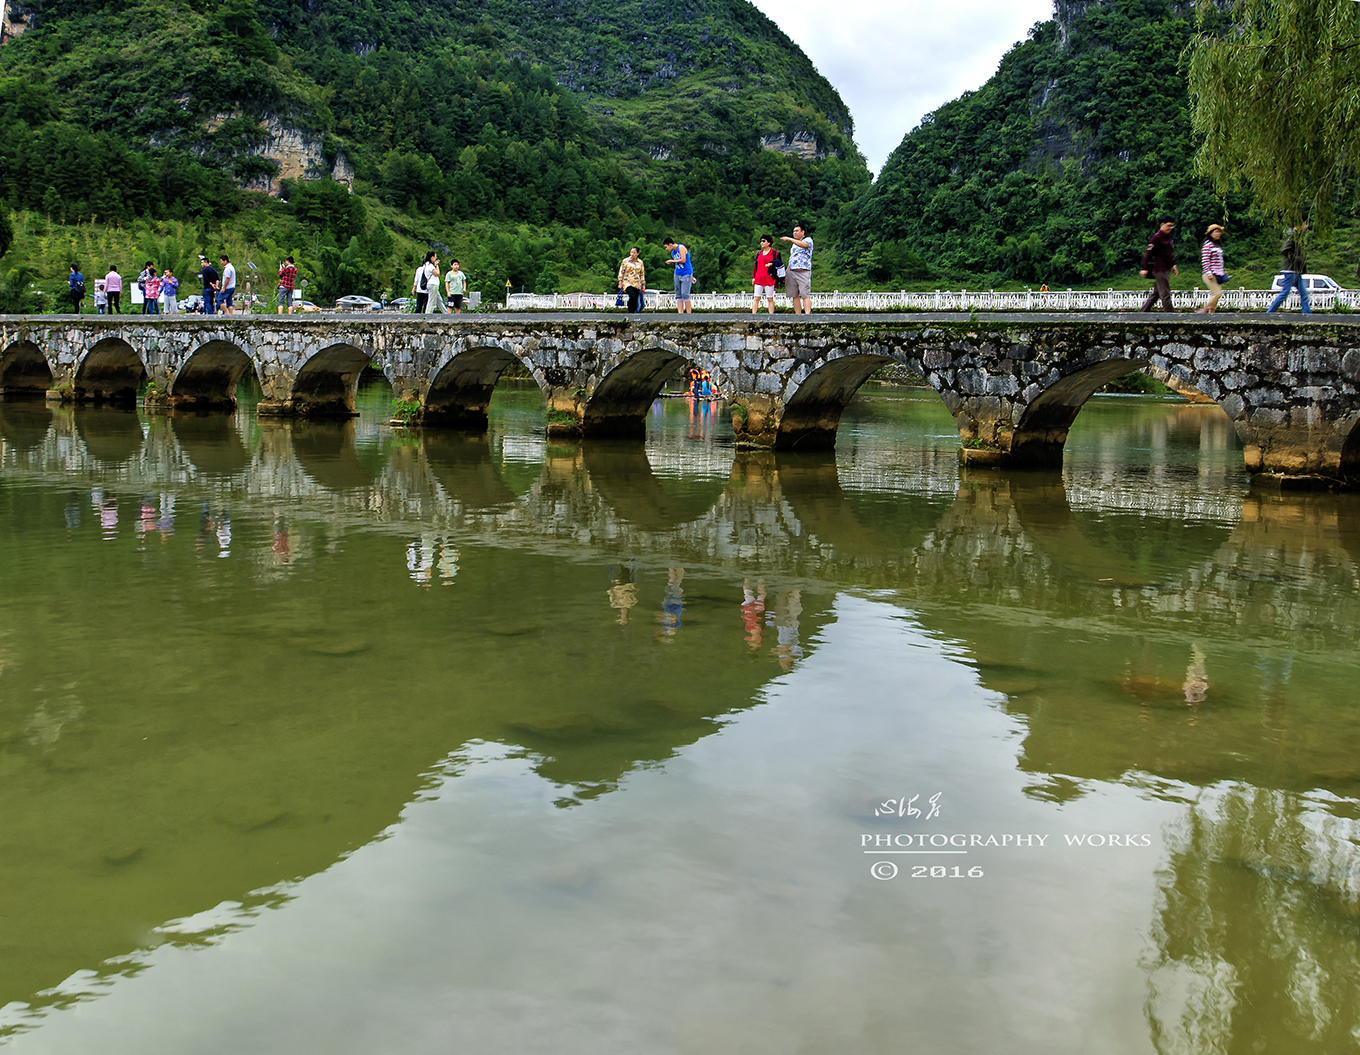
{"left": 294, "top": 300, "right": 322, "bottom": 313}
{"left": 1270, "top": 273, "right": 1344, "bottom": 293}
{"left": 336, "top": 295, "right": 382, "bottom": 311}
{"left": 385, "top": 298, "right": 412, "bottom": 312}
{"left": 179, "top": 294, "right": 204, "bottom": 313}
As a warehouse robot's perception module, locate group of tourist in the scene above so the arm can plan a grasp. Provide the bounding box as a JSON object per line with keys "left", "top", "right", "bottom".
{"left": 410, "top": 252, "right": 470, "bottom": 314}
{"left": 55, "top": 215, "right": 1320, "bottom": 319}
{"left": 66, "top": 253, "right": 244, "bottom": 315}
{"left": 71, "top": 262, "right": 182, "bottom": 315}
{"left": 1140, "top": 217, "right": 1312, "bottom": 314}
{"left": 685, "top": 366, "right": 716, "bottom": 397}
{"left": 617, "top": 222, "right": 816, "bottom": 315}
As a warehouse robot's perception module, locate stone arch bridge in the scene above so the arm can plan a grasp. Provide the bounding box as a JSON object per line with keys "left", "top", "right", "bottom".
{"left": 4, "top": 312, "right": 1360, "bottom": 486}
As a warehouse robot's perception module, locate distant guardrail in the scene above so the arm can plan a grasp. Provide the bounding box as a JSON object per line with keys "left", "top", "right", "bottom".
{"left": 504, "top": 288, "right": 1348, "bottom": 312}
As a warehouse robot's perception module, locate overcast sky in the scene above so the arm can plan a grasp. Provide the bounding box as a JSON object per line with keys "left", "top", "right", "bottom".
{"left": 747, "top": 0, "right": 1056, "bottom": 176}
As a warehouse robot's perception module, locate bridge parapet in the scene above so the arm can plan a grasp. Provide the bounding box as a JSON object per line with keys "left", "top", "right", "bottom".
{"left": 4, "top": 313, "right": 1360, "bottom": 486}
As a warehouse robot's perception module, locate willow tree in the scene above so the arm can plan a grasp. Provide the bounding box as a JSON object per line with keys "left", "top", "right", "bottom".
{"left": 1188, "top": 0, "right": 1360, "bottom": 231}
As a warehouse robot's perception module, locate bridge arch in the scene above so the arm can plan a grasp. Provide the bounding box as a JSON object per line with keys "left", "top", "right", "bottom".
{"left": 1001, "top": 356, "right": 1153, "bottom": 467}
{"left": 579, "top": 336, "right": 697, "bottom": 439}
{"left": 424, "top": 340, "right": 538, "bottom": 429}
{"left": 0, "top": 339, "right": 54, "bottom": 399}
{"left": 291, "top": 342, "right": 371, "bottom": 417}
{"left": 74, "top": 337, "right": 148, "bottom": 406}
{"left": 1335, "top": 417, "right": 1360, "bottom": 484}
{"left": 777, "top": 351, "right": 898, "bottom": 450}
{"left": 170, "top": 339, "right": 258, "bottom": 409}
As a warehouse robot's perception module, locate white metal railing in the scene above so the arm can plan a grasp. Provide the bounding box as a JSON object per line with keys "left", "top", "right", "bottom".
{"left": 504, "top": 288, "right": 1353, "bottom": 312}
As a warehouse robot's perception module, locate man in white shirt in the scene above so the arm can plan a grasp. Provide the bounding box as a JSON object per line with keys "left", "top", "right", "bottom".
{"left": 219, "top": 254, "right": 238, "bottom": 315}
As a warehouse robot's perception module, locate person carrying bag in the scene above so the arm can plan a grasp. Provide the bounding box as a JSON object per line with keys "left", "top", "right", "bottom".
{"left": 752, "top": 235, "right": 778, "bottom": 314}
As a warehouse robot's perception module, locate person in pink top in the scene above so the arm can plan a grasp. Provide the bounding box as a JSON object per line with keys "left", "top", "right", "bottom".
{"left": 139, "top": 261, "right": 161, "bottom": 315}
{"left": 103, "top": 267, "right": 123, "bottom": 313}
{"left": 751, "top": 234, "right": 778, "bottom": 314}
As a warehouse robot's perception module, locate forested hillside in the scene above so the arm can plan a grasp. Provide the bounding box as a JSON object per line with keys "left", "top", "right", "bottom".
{"left": 0, "top": 0, "right": 868, "bottom": 306}
{"left": 837, "top": 0, "right": 1293, "bottom": 286}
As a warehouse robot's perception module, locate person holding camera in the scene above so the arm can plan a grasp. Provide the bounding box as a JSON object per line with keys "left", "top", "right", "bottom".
{"left": 277, "top": 256, "right": 297, "bottom": 314}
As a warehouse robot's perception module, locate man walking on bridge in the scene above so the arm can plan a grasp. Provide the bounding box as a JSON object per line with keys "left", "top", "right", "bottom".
{"left": 1139, "top": 218, "right": 1178, "bottom": 312}
{"left": 1267, "top": 220, "right": 1312, "bottom": 315}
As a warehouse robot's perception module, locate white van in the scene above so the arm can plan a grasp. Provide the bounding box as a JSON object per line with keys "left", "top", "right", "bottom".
{"left": 1270, "top": 273, "right": 1344, "bottom": 293}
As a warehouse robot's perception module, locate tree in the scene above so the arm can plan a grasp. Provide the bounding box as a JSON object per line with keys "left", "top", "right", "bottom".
{"left": 0, "top": 204, "right": 12, "bottom": 259}
{"left": 1188, "top": 0, "right": 1360, "bottom": 230}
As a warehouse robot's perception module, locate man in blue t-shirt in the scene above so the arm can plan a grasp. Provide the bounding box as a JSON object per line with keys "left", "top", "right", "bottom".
{"left": 663, "top": 237, "right": 693, "bottom": 314}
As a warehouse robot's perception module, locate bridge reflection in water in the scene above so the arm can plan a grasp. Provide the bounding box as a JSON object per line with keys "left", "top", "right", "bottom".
{"left": 1, "top": 392, "right": 1359, "bottom": 1049}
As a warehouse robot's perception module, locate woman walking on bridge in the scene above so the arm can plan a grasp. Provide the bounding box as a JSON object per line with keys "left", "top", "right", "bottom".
{"left": 1197, "top": 224, "right": 1228, "bottom": 314}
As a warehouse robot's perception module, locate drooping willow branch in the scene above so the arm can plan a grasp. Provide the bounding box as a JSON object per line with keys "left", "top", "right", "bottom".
{"left": 1188, "top": 0, "right": 1360, "bottom": 230}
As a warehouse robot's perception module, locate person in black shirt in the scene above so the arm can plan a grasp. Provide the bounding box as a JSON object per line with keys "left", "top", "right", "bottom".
{"left": 1138, "top": 219, "right": 1178, "bottom": 312}
{"left": 199, "top": 255, "right": 220, "bottom": 315}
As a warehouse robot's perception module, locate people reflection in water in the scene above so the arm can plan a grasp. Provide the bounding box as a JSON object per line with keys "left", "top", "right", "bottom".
{"left": 686, "top": 391, "right": 718, "bottom": 441}
{"left": 91, "top": 488, "right": 118, "bottom": 540}
{"left": 407, "top": 535, "right": 458, "bottom": 586}
{"left": 1121, "top": 642, "right": 1213, "bottom": 715}
{"left": 655, "top": 567, "right": 684, "bottom": 642}
{"left": 134, "top": 495, "right": 174, "bottom": 548}
{"left": 607, "top": 564, "right": 639, "bottom": 626}
{"left": 770, "top": 588, "right": 803, "bottom": 670}
{"left": 271, "top": 512, "right": 291, "bottom": 565}
{"left": 136, "top": 496, "right": 157, "bottom": 547}
{"left": 741, "top": 577, "right": 767, "bottom": 652}
{"left": 197, "top": 502, "right": 231, "bottom": 558}
{"left": 1182, "top": 643, "right": 1209, "bottom": 707}
{"left": 64, "top": 494, "right": 81, "bottom": 532}
{"left": 155, "top": 494, "right": 175, "bottom": 538}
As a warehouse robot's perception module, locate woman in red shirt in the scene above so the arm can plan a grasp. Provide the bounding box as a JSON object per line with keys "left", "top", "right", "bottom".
{"left": 752, "top": 235, "right": 778, "bottom": 314}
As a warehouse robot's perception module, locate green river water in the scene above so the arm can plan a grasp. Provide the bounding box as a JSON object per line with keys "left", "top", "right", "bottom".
{"left": 1, "top": 381, "right": 1358, "bottom": 1053}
